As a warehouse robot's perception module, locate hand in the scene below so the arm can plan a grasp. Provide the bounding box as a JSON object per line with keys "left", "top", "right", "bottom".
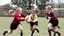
{"left": 45, "top": 16, "right": 48, "bottom": 19}
{"left": 48, "top": 17, "right": 51, "bottom": 19}
{"left": 26, "top": 21, "right": 30, "bottom": 23}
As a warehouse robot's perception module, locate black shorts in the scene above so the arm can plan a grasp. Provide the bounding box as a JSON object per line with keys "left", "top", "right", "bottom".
{"left": 49, "top": 19, "right": 59, "bottom": 27}
{"left": 10, "top": 23, "right": 19, "bottom": 30}
{"left": 30, "top": 21, "right": 38, "bottom": 26}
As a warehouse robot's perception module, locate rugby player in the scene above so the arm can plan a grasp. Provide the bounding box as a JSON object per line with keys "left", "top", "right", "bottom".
{"left": 45, "top": 6, "right": 61, "bottom": 36}
{"left": 26, "top": 10, "right": 39, "bottom": 36}
{"left": 3, "top": 7, "right": 26, "bottom": 36}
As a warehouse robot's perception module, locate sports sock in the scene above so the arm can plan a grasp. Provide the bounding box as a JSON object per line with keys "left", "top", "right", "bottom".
{"left": 57, "top": 26, "right": 60, "bottom": 29}
{"left": 56, "top": 31, "right": 61, "bottom": 36}
{"left": 48, "top": 30, "right": 51, "bottom": 36}
{"left": 20, "top": 32, "right": 23, "bottom": 36}
{"left": 31, "top": 31, "right": 35, "bottom": 36}
{"left": 35, "top": 29, "right": 39, "bottom": 33}
{"left": 53, "top": 33, "right": 56, "bottom": 36}
{"left": 3, "top": 31, "right": 8, "bottom": 35}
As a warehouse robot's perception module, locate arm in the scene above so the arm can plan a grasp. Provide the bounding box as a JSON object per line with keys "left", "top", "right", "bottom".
{"left": 15, "top": 15, "right": 25, "bottom": 21}
{"left": 46, "top": 12, "right": 55, "bottom": 19}
{"left": 50, "top": 12, "right": 56, "bottom": 18}
{"left": 47, "top": 12, "right": 56, "bottom": 19}
{"left": 46, "top": 13, "right": 48, "bottom": 19}
{"left": 21, "top": 13, "right": 26, "bottom": 18}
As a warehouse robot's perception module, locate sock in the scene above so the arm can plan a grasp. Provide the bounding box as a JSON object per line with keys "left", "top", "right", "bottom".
{"left": 20, "top": 32, "right": 23, "bottom": 36}
{"left": 50, "top": 29, "right": 52, "bottom": 31}
{"left": 49, "top": 29, "right": 56, "bottom": 36}
{"left": 35, "top": 29, "right": 39, "bottom": 33}
{"left": 31, "top": 31, "right": 35, "bottom": 36}
{"left": 57, "top": 26, "right": 60, "bottom": 29}
{"left": 48, "top": 30, "right": 51, "bottom": 36}
{"left": 56, "top": 31, "right": 61, "bottom": 36}
{"left": 3, "top": 31, "right": 8, "bottom": 35}
{"left": 53, "top": 33, "right": 56, "bottom": 36}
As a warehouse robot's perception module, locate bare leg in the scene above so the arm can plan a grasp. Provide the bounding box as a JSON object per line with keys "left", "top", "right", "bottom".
{"left": 18, "top": 24, "right": 23, "bottom": 36}
{"left": 52, "top": 27, "right": 61, "bottom": 36}
{"left": 3, "top": 30, "right": 13, "bottom": 36}
{"left": 47, "top": 23, "right": 52, "bottom": 36}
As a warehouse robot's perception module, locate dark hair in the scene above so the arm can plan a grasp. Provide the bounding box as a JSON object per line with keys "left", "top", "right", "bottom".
{"left": 31, "top": 10, "right": 36, "bottom": 13}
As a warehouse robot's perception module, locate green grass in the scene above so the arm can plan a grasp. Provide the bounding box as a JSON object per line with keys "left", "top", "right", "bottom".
{"left": 0, "top": 17, "right": 64, "bottom": 36}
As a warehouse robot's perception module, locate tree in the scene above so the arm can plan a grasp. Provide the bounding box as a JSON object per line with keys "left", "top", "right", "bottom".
{"left": 11, "top": 0, "right": 49, "bottom": 10}
{"left": 36, "top": 0, "right": 49, "bottom": 10}
{"left": 0, "top": 4, "right": 13, "bottom": 10}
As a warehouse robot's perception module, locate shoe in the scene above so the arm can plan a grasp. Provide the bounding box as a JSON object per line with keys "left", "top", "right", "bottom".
{"left": 3, "top": 30, "right": 8, "bottom": 36}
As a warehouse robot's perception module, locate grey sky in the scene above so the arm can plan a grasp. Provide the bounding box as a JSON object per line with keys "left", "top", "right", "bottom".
{"left": 0, "top": 0, "right": 64, "bottom": 5}
{"left": 51, "top": 0, "right": 64, "bottom": 3}
{"left": 0, "top": 0, "right": 11, "bottom": 5}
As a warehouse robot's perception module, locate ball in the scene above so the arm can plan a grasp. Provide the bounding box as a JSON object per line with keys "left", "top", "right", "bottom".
{"left": 25, "top": 15, "right": 31, "bottom": 23}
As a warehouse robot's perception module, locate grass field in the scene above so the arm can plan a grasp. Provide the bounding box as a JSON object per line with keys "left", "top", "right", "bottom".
{"left": 0, "top": 17, "right": 64, "bottom": 36}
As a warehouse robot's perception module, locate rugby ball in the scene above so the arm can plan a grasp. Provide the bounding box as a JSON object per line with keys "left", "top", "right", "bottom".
{"left": 25, "top": 15, "right": 31, "bottom": 23}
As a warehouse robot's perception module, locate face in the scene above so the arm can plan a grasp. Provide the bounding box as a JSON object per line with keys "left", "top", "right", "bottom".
{"left": 32, "top": 11, "right": 36, "bottom": 16}
{"left": 16, "top": 7, "right": 22, "bottom": 14}
{"left": 45, "top": 8, "right": 50, "bottom": 12}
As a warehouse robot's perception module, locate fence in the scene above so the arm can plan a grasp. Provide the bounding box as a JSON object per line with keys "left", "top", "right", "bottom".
{"left": 0, "top": 10, "right": 64, "bottom": 17}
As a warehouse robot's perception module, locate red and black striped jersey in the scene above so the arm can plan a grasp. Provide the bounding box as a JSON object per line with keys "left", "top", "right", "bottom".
{"left": 47, "top": 10, "right": 58, "bottom": 20}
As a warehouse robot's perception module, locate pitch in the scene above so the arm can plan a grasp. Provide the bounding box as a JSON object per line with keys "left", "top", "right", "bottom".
{"left": 0, "top": 17, "right": 64, "bottom": 36}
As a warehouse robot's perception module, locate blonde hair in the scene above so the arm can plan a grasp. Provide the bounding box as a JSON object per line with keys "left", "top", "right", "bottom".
{"left": 46, "top": 5, "right": 52, "bottom": 10}
{"left": 16, "top": 7, "right": 22, "bottom": 11}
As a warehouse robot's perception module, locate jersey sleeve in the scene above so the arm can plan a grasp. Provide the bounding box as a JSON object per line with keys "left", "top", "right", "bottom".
{"left": 50, "top": 12, "right": 56, "bottom": 18}
{"left": 46, "top": 13, "right": 48, "bottom": 19}
{"left": 21, "top": 13, "right": 26, "bottom": 18}
{"left": 15, "top": 14, "right": 25, "bottom": 21}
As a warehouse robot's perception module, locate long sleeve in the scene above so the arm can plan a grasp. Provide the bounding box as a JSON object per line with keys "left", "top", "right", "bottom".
{"left": 50, "top": 12, "right": 56, "bottom": 18}
{"left": 21, "top": 14, "right": 26, "bottom": 18}
{"left": 15, "top": 14, "right": 25, "bottom": 21}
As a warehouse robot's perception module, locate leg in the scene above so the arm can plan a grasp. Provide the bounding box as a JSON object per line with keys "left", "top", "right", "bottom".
{"left": 53, "top": 32, "right": 56, "bottom": 36}
{"left": 35, "top": 22, "right": 39, "bottom": 33}
{"left": 47, "top": 23, "right": 52, "bottom": 36}
{"left": 18, "top": 24, "right": 23, "bottom": 36}
{"left": 48, "top": 27, "right": 56, "bottom": 36}
{"left": 3, "top": 24, "right": 15, "bottom": 36}
{"left": 52, "top": 27, "right": 61, "bottom": 36}
{"left": 3, "top": 30, "right": 13, "bottom": 36}
{"left": 30, "top": 26, "right": 35, "bottom": 36}
{"left": 34, "top": 25, "right": 39, "bottom": 33}
{"left": 30, "top": 22, "right": 35, "bottom": 36}
{"left": 31, "top": 25, "right": 38, "bottom": 36}
{"left": 53, "top": 26, "right": 58, "bottom": 36}
{"left": 3, "top": 24, "right": 18, "bottom": 36}
{"left": 52, "top": 27, "right": 56, "bottom": 36}
{"left": 31, "top": 25, "right": 39, "bottom": 36}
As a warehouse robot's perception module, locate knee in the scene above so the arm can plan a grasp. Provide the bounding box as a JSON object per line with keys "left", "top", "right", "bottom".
{"left": 30, "top": 28, "right": 33, "bottom": 31}
{"left": 8, "top": 30, "right": 13, "bottom": 34}
{"left": 30, "top": 27, "right": 35, "bottom": 31}
{"left": 47, "top": 24, "right": 52, "bottom": 30}
{"left": 47, "top": 25, "right": 51, "bottom": 30}
{"left": 20, "top": 28, "right": 23, "bottom": 32}
{"left": 52, "top": 30, "right": 57, "bottom": 33}
{"left": 9, "top": 32, "right": 12, "bottom": 34}
{"left": 33, "top": 25, "right": 37, "bottom": 29}
{"left": 30, "top": 27, "right": 34, "bottom": 31}
{"left": 33, "top": 27, "right": 36, "bottom": 31}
